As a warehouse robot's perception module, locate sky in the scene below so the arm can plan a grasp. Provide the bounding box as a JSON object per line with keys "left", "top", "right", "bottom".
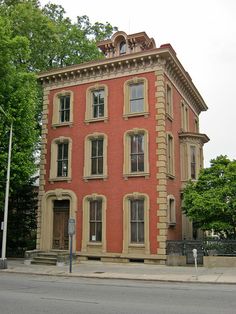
{"left": 41, "top": 0, "right": 236, "bottom": 166}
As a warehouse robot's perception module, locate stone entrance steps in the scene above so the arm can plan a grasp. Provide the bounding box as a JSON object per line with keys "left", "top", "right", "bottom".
{"left": 30, "top": 251, "right": 69, "bottom": 266}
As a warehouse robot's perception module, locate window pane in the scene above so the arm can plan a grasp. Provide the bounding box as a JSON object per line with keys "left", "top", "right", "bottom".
{"left": 131, "top": 155, "right": 138, "bottom": 172}
{"left": 92, "top": 89, "right": 104, "bottom": 118}
{"left": 131, "top": 222, "right": 137, "bottom": 242}
{"left": 91, "top": 158, "right": 97, "bottom": 175}
{"left": 138, "top": 155, "right": 144, "bottom": 171}
{"left": 96, "top": 222, "right": 102, "bottom": 242}
{"left": 138, "top": 222, "right": 144, "bottom": 243}
{"left": 97, "top": 157, "right": 103, "bottom": 174}
{"left": 89, "top": 222, "right": 95, "bottom": 241}
{"left": 129, "top": 83, "right": 144, "bottom": 113}
{"left": 97, "top": 140, "right": 103, "bottom": 156}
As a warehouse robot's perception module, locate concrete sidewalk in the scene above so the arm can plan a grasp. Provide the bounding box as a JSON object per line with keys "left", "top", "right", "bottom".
{"left": 1, "top": 259, "right": 236, "bottom": 284}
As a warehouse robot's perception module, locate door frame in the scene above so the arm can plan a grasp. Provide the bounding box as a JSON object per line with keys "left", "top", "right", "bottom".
{"left": 40, "top": 189, "right": 77, "bottom": 251}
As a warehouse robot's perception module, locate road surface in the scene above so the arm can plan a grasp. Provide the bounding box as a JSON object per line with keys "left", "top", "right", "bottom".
{"left": 0, "top": 273, "right": 236, "bottom": 314}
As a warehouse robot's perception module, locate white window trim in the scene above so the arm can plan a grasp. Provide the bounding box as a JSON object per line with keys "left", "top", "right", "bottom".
{"left": 123, "top": 77, "right": 149, "bottom": 119}
{"left": 83, "top": 132, "right": 108, "bottom": 180}
{"left": 166, "top": 82, "right": 173, "bottom": 120}
{"left": 167, "top": 195, "right": 176, "bottom": 226}
{"left": 82, "top": 194, "right": 107, "bottom": 253}
{"left": 123, "top": 128, "right": 149, "bottom": 178}
{"left": 52, "top": 90, "right": 74, "bottom": 128}
{"left": 85, "top": 84, "right": 108, "bottom": 123}
{"left": 122, "top": 192, "right": 150, "bottom": 255}
{"left": 49, "top": 137, "right": 72, "bottom": 182}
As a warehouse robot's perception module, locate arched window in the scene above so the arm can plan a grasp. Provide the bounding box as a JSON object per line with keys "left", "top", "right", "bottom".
{"left": 119, "top": 41, "right": 126, "bottom": 54}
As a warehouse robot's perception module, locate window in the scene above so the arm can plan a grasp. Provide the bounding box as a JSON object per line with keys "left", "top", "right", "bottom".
{"left": 57, "top": 143, "right": 68, "bottom": 177}
{"left": 52, "top": 90, "right": 73, "bottom": 127}
{"left": 130, "top": 83, "right": 144, "bottom": 113}
{"left": 123, "top": 77, "right": 149, "bottom": 117}
{"left": 84, "top": 133, "right": 108, "bottom": 180}
{"left": 81, "top": 194, "right": 107, "bottom": 253}
{"left": 123, "top": 129, "right": 149, "bottom": 178}
{"left": 130, "top": 199, "right": 144, "bottom": 243}
{"left": 130, "top": 134, "right": 144, "bottom": 172}
{"left": 59, "top": 95, "right": 70, "bottom": 123}
{"left": 190, "top": 145, "right": 196, "bottom": 179}
{"left": 49, "top": 137, "right": 72, "bottom": 181}
{"left": 167, "top": 133, "right": 174, "bottom": 177}
{"left": 92, "top": 89, "right": 104, "bottom": 118}
{"left": 167, "top": 195, "right": 176, "bottom": 226}
{"left": 91, "top": 138, "right": 103, "bottom": 175}
{"left": 166, "top": 83, "right": 173, "bottom": 118}
{"left": 181, "top": 101, "right": 189, "bottom": 131}
{"left": 119, "top": 41, "right": 126, "bottom": 54}
{"left": 85, "top": 84, "right": 108, "bottom": 122}
{"left": 89, "top": 200, "right": 102, "bottom": 242}
{"left": 122, "top": 193, "right": 150, "bottom": 255}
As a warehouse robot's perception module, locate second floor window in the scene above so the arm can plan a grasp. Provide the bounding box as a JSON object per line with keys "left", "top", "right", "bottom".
{"left": 57, "top": 142, "right": 68, "bottom": 177}
{"left": 129, "top": 83, "right": 144, "bottom": 113}
{"left": 91, "top": 139, "right": 104, "bottom": 175}
{"left": 167, "top": 134, "right": 174, "bottom": 176}
{"left": 59, "top": 95, "right": 70, "bottom": 123}
{"left": 92, "top": 89, "right": 104, "bottom": 118}
{"left": 130, "top": 134, "right": 144, "bottom": 172}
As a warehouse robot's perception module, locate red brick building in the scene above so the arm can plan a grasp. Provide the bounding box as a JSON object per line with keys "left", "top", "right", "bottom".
{"left": 37, "top": 31, "right": 209, "bottom": 264}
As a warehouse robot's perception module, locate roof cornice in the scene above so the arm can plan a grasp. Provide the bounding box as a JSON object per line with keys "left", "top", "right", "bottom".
{"left": 38, "top": 46, "right": 208, "bottom": 113}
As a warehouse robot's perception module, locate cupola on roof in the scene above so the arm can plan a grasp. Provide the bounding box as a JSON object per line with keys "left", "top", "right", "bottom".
{"left": 97, "top": 31, "right": 156, "bottom": 58}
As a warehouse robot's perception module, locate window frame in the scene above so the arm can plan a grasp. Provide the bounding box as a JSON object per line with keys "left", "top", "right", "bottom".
{"left": 83, "top": 133, "right": 108, "bottom": 180}
{"left": 52, "top": 90, "right": 74, "bottom": 128}
{"left": 49, "top": 137, "right": 72, "bottom": 182}
{"left": 123, "top": 77, "right": 149, "bottom": 118}
{"left": 166, "top": 132, "right": 175, "bottom": 178}
{"left": 181, "top": 101, "right": 189, "bottom": 131}
{"left": 167, "top": 195, "right": 176, "bottom": 226}
{"left": 123, "top": 128, "right": 149, "bottom": 178}
{"left": 166, "top": 82, "right": 173, "bottom": 119}
{"left": 122, "top": 193, "right": 150, "bottom": 255}
{"left": 85, "top": 84, "right": 108, "bottom": 123}
{"left": 82, "top": 194, "right": 107, "bottom": 253}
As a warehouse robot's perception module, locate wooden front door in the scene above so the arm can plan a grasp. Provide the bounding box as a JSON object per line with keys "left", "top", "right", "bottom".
{"left": 53, "top": 200, "right": 69, "bottom": 250}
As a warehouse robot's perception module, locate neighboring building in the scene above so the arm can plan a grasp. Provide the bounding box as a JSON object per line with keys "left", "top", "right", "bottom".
{"left": 37, "top": 31, "right": 209, "bottom": 264}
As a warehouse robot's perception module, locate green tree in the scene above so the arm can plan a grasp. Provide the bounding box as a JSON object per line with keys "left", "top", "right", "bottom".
{"left": 182, "top": 156, "right": 236, "bottom": 238}
{"left": 0, "top": 0, "right": 117, "bottom": 255}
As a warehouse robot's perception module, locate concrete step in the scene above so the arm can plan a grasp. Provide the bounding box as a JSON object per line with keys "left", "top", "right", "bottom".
{"left": 31, "top": 256, "right": 57, "bottom": 266}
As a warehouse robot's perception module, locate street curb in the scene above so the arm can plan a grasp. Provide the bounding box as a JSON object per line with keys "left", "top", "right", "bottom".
{"left": 1, "top": 269, "right": 236, "bottom": 285}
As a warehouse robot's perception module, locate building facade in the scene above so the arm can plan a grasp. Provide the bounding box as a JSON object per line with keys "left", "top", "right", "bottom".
{"left": 37, "top": 31, "right": 209, "bottom": 264}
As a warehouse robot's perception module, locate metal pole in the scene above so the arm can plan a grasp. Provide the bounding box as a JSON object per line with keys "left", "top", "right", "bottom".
{"left": 69, "top": 234, "right": 73, "bottom": 273}
{"left": 1, "top": 122, "right": 13, "bottom": 267}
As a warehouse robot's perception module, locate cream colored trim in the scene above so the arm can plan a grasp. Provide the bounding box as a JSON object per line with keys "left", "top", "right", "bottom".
{"left": 122, "top": 192, "right": 150, "bottom": 255}
{"left": 165, "top": 81, "right": 173, "bottom": 119}
{"left": 85, "top": 84, "right": 108, "bottom": 123}
{"left": 52, "top": 90, "right": 74, "bottom": 127}
{"left": 123, "top": 77, "right": 149, "bottom": 118}
{"left": 166, "top": 132, "right": 175, "bottom": 178}
{"left": 155, "top": 69, "right": 168, "bottom": 258}
{"left": 81, "top": 194, "right": 107, "bottom": 253}
{"left": 167, "top": 195, "right": 176, "bottom": 226}
{"left": 40, "top": 189, "right": 77, "bottom": 251}
{"left": 49, "top": 136, "right": 72, "bottom": 182}
{"left": 123, "top": 128, "right": 149, "bottom": 178}
{"left": 83, "top": 132, "right": 108, "bottom": 180}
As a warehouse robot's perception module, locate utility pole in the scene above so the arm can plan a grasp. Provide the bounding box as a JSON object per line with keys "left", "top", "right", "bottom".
{"left": 0, "top": 106, "right": 13, "bottom": 269}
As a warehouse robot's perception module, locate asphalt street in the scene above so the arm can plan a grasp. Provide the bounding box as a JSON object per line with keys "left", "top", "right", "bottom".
{"left": 0, "top": 273, "right": 236, "bottom": 314}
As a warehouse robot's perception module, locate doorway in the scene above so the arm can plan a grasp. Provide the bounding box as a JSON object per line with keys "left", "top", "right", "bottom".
{"left": 53, "top": 200, "right": 69, "bottom": 250}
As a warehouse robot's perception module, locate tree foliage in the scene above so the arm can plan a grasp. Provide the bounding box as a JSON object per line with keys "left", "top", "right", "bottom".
{"left": 0, "top": 0, "right": 117, "bottom": 254}
{"left": 182, "top": 156, "right": 236, "bottom": 238}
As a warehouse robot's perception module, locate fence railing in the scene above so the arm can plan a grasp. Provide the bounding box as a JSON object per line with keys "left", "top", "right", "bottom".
{"left": 166, "top": 239, "right": 236, "bottom": 264}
